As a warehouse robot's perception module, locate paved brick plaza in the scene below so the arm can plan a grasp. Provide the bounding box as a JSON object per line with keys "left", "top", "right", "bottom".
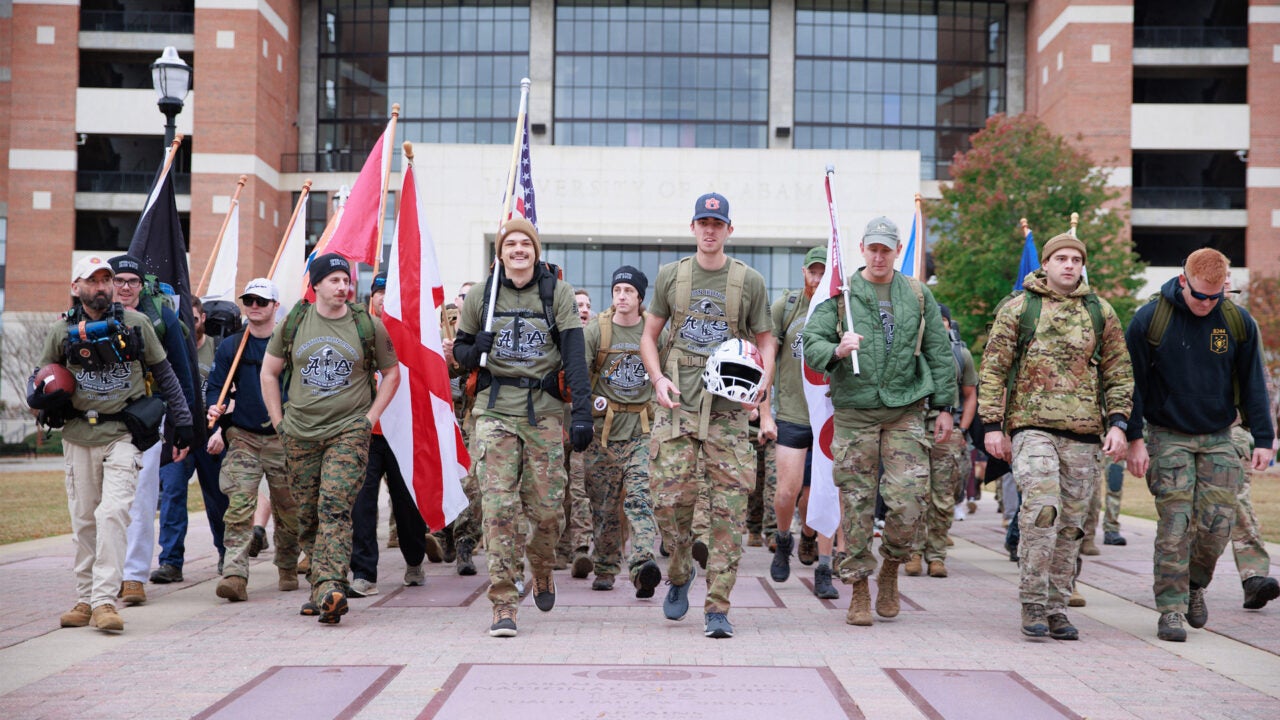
{"left": 1, "top": 486, "right": 1278, "bottom": 719}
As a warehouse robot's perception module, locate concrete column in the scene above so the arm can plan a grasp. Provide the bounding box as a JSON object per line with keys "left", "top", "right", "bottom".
{"left": 528, "top": 0, "right": 555, "bottom": 145}
{"left": 1006, "top": 0, "right": 1027, "bottom": 115}
{"left": 298, "top": 0, "right": 318, "bottom": 158}
{"left": 769, "top": 0, "right": 795, "bottom": 149}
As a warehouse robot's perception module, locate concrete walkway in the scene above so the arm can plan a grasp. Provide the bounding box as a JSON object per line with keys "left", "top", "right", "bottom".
{"left": 1, "top": 493, "right": 1277, "bottom": 719}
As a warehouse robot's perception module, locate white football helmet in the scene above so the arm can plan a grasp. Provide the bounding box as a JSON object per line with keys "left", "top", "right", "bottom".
{"left": 703, "top": 339, "right": 766, "bottom": 403}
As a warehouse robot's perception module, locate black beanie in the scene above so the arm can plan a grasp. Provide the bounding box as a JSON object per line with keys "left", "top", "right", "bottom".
{"left": 309, "top": 253, "right": 351, "bottom": 287}
{"left": 109, "top": 254, "right": 146, "bottom": 277}
{"left": 611, "top": 265, "right": 648, "bottom": 300}
{"left": 371, "top": 272, "right": 388, "bottom": 293}
{"left": 938, "top": 303, "right": 952, "bottom": 323}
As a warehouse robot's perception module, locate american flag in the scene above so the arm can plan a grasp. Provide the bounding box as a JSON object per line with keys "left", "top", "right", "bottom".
{"left": 509, "top": 113, "right": 538, "bottom": 229}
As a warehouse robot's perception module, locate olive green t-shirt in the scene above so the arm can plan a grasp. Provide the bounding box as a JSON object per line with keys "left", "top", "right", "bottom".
{"left": 771, "top": 290, "right": 812, "bottom": 425}
{"left": 957, "top": 345, "right": 978, "bottom": 407}
{"left": 649, "top": 257, "right": 772, "bottom": 412}
{"left": 872, "top": 280, "right": 894, "bottom": 360}
{"left": 585, "top": 313, "right": 664, "bottom": 442}
{"left": 266, "top": 307, "right": 397, "bottom": 440}
{"left": 458, "top": 275, "right": 580, "bottom": 420}
{"left": 39, "top": 307, "right": 167, "bottom": 447}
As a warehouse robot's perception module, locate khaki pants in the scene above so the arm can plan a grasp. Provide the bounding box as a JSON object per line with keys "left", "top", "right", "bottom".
{"left": 64, "top": 436, "right": 142, "bottom": 609}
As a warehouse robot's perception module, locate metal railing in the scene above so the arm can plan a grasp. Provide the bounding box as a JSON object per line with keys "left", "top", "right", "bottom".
{"left": 1131, "top": 186, "right": 1246, "bottom": 210}
{"left": 80, "top": 10, "right": 195, "bottom": 34}
{"left": 77, "top": 170, "right": 192, "bottom": 195}
{"left": 281, "top": 152, "right": 405, "bottom": 174}
{"left": 1133, "top": 26, "right": 1247, "bottom": 48}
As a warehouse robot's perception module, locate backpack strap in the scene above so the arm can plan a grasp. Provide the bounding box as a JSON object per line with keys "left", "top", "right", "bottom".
{"left": 724, "top": 259, "right": 747, "bottom": 338}
{"left": 782, "top": 289, "right": 806, "bottom": 336}
{"left": 279, "top": 300, "right": 312, "bottom": 395}
{"left": 1145, "top": 295, "right": 1173, "bottom": 349}
{"left": 348, "top": 301, "right": 379, "bottom": 400}
{"left": 904, "top": 275, "right": 926, "bottom": 357}
{"left": 591, "top": 307, "right": 616, "bottom": 392}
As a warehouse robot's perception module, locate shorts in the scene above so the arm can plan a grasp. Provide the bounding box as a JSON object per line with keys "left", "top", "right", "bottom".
{"left": 776, "top": 420, "right": 814, "bottom": 450}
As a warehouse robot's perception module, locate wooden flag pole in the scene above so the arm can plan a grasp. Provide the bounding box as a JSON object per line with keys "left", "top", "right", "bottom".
{"left": 1020, "top": 217, "right": 1031, "bottom": 238}
{"left": 825, "top": 165, "right": 860, "bottom": 376}
{"left": 158, "top": 135, "right": 183, "bottom": 185}
{"left": 481, "top": 78, "right": 532, "bottom": 368}
{"left": 371, "top": 105, "right": 400, "bottom": 277}
{"left": 195, "top": 174, "right": 248, "bottom": 297}
{"left": 208, "top": 180, "right": 312, "bottom": 428}
{"left": 1069, "top": 211, "right": 1080, "bottom": 238}
{"left": 913, "top": 192, "right": 925, "bottom": 279}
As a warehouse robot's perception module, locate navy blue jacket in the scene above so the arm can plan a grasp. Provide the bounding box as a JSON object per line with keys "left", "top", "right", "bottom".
{"left": 205, "top": 332, "right": 284, "bottom": 434}
{"left": 159, "top": 304, "right": 196, "bottom": 407}
{"left": 1125, "top": 276, "right": 1274, "bottom": 448}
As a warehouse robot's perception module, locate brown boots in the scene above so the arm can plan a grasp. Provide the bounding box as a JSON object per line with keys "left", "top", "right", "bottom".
{"left": 904, "top": 554, "right": 924, "bottom": 576}
{"left": 60, "top": 602, "right": 93, "bottom": 628}
{"left": 876, "top": 559, "right": 901, "bottom": 618}
{"left": 279, "top": 567, "right": 299, "bottom": 592}
{"left": 91, "top": 604, "right": 124, "bottom": 632}
{"left": 846, "top": 579, "right": 872, "bottom": 626}
{"left": 216, "top": 575, "right": 249, "bottom": 602}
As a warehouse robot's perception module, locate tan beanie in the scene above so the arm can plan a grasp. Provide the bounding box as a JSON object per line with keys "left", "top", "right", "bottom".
{"left": 496, "top": 217, "right": 541, "bottom": 264}
{"left": 1041, "top": 232, "right": 1087, "bottom": 263}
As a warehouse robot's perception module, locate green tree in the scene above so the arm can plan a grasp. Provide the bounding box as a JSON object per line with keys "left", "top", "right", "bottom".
{"left": 930, "top": 114, "right": 1145, "bottom": 356}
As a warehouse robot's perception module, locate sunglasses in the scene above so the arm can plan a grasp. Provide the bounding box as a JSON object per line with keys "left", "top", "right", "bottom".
{"left": 1186, "top": 283, "right": 1224, "bottom": 302}
{"left": 241, "top": 296, "right": 273, "bottom": 308}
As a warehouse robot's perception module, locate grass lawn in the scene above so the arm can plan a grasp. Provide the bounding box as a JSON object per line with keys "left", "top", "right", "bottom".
{"left": 0, "top": 469, "right": 206, "bottom": 545}
{"left": 1120, "top": 468, "right": 1280, "bottom": 544}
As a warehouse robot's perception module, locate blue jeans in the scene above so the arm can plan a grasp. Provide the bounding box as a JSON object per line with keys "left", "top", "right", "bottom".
{"left": 157, "top": 446, "right": 228, "bottom": 569}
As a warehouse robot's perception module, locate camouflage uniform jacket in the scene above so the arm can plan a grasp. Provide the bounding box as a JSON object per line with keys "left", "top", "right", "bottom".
{"left": 802, "top": 269, "right": 956, "bottom": 411}
{"left": 978, "top": 270, "right": 1133, "bottom": 437}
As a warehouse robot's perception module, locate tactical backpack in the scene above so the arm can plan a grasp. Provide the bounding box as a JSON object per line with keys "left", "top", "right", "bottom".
{"left": 278, "top": 300, "right": 378, "bottom": 400}
{"left": 465, "top": 260, "right": 571, "bottom": 406}
{"left": 589, "top": 306, "right": 652, "bottom": 447}
{"left": 136, "top": 274, "right": 189, "bottom": 343}
{"left": 201, "top": 299, "right": 243, "bottom": 343}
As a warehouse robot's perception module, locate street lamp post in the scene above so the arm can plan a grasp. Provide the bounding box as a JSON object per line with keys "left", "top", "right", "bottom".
{"left": 150, "top": 46, "right": 191, "bottom": 147}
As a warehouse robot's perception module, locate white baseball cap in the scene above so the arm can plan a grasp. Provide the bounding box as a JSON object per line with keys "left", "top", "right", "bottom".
{"left": 240, "top": 278, "right": 279, "bottom": 302}
{"left": 72, "top": 256, "right": 114, "bottom": 282}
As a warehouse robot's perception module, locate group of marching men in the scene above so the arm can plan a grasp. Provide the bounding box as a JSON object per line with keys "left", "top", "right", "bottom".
{"left": 34, "top": 191, "right": 1278, "bottom": 640}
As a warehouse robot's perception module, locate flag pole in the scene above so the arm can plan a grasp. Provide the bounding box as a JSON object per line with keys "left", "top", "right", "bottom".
{"left": 209, "top": 179, "right": 313, "bottom": 428}
{"left": 159, "top": 135, "right": 183, "bottom": 184}
{"left": 481, "top": 77, "right": 532, "bottom": 368}
{"left": 371, "top": 104, "right": 400, "bottom": 277}
{"left": 196, "top": 174, "right": 248, "bottom": 297}
{"left": 825, "top": 165, "right": 859, "bottom": 376}
{"left": 1069, "top": 211, "right": 1079, "bottom": 238}
{"left": 1021, "top": 217, "right": 1030, "bottom": 238}
{"left": 913, "top": 192, "right": 925, "bottom": 279}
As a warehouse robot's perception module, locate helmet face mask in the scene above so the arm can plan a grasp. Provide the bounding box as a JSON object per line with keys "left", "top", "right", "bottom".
{"left": 702, "top": 339, "right": 765, "bottom": 403}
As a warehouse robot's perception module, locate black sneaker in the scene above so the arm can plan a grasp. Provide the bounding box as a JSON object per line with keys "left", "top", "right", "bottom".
{"left": 571, "top": 554, "right": 593, "bottom": 579}
{"left": 533, "top": 575, "right": 556, "bottom": 612}
{"left": 813, "top": 564, "right": 840, "bottom": 599}
{"left": 1103, "top": 531, "right": 1127, "bottom": 546}
{"left": 1243, "top": 576, "right": 1280, "bottom": 610}
{"left": 456, "top": 538, "right": 478, "bottom": 576}
{"left": 1187, "top": 584, "right": 1208, "bottom": 628}
{"left": 150, "top": 564, "right": 183, "bottom": 584}
{"left": 1047, "top": 613, "right": 1079, "bottom": 641}
{"left": 247, "top": 526, "right": 268, "bottom": 558}
{"left": 634, "top": 560, "right": 661, "bottom": 599}
{"left": 300, "top": 601, "right": 319, "bottom": 616}
{"left": 771, "top": 532, "right": 793, "bottom": 583}
{"left": 317, "top": 589, "right": 348, "bottom": 624}
{"left": 489, "top": 605, "right": 517, "bottom": 638}
{"left": 692, "top": 540, "right": 709, "bottom": 570}
{"left": 591, "top": 575, "right": 614, "bottom": 591}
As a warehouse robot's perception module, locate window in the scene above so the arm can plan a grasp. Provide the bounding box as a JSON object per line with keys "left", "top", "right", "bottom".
{"left": 793, "top": 1, "right": 1008, "bottom": 180}
{"left": 553, "top": 1, "right": 770, "bottom": 148}
{"left": 317, "top": 1, "right": 531, "bottom": 155}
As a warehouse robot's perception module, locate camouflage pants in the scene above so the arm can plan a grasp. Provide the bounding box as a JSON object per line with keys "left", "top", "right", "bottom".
{"left": 557, "top": 447, "right": 592, "bottom": 561}
{"left": 474, "top": 413, "right": 566, "bottom": 608}
{"left": 746, "top": 437, "right": 778, "bottom": 537}
{"left": 281, "top": 419, "right": 371, "bottom": 602}
{"left": 450, "top": 423, "right": 483, "bottom": 546}
{"left": 1229, "top": 427, "right": 1270, "bottom": 582}
{"left": 221, "top": 428, "right": 299, "bottom": 579}
{"left": 1011, "top": 430, "right": 1099, "bottom": 611}
{"left": 917, "top": 416, "right": 966, "bottom": 562}
{"left": 583, "top": 433, "right": 658, "bottom": 578}
{"left": 650, "top": 407, "right": 752, "bottom": 614}
{"left": 1146, "top": 425, "right": 1242, "bottom": 613}
{"left": 1083, "top": 463, "right": 1124, "bottom": 538}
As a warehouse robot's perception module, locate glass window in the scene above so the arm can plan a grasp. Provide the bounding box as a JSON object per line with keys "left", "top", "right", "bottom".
{"left": 793, "top": 1, "right": 1008, "bottom": 180}
{"left": 317, "top": 0, "right": 530, "bottom": 156}
{"left": 553, "top": 1, "right": 770, "bottom": 148}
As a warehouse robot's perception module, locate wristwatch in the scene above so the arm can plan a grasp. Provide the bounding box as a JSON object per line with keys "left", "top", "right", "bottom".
{"left": 1109, "top": 419, "right": 1128, "bottom": 433}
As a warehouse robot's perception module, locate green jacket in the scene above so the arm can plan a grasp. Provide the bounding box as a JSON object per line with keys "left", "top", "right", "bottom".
{"left": 802, "top": 270, "right": 956, "bottom": 410}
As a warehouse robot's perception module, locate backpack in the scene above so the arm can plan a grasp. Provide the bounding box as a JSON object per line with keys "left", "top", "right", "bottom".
{"left": 465, "top": 260, "right": 570, "bottom": 404}
{"left": 201, "top": 299, "right": 243, "bottom": 344}
{"left": 1004, "top": 290, "right": 1107, "bottom": 417}
{"left": 278, "top": 300, "right": 378, "bottom": 400}
{"left": 1143, "top": 293, "right": 1250, "bottom": 426}
{"left": 137, "top": 274, "right": 189, "bottom": 342}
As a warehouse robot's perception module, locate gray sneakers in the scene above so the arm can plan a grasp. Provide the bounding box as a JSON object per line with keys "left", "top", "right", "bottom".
{"left": 349, "top": 578, "right": 378, "bottom": 597}
{"left": 1158, "top": 611, "right": 1187, "bottom": 642}
{"left": 663, "top": 566, "right": 696, "bottom": 621}
{"left": 404, "top": 564, "right": 425, "bottom": 587}
{"left": 704, "top": 612, "right": 733, "bottom": 639}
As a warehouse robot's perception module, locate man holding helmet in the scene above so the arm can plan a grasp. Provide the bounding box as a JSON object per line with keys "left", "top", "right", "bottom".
{"left": 640, "top": 192, "right": 774, "bottom": 640}
{"left": 802, "top": 217, "right": 956, "bottom": 627}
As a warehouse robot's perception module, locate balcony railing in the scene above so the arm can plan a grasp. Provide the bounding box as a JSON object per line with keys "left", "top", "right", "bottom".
{"left": 80, "top": 10, "right": 195, "bottom": 34}
{"left": 78, "top": 170, "right": 192, "bottom": 195}
{"left": 1134, "top": 26, "right": 1247, "bottom": 48}
{"left": 282, "top": 152, "right": 404, "bottom": 174}
{"left": 1131, "top": 186, "right": 1246, "bottom": 210}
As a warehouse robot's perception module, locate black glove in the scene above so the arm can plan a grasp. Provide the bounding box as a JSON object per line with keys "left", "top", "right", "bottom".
{"left": 173, "top": 425, "right": 194, "bottom": 450}
{"left": 26, "top": 369, "right": 71, "bottom": 411}
{"left": 474, "top": 330, "right": 495, "bottom": 355}
{"left": 570, "top": 419, "right": 594, "bottom": 452}
{"left": 37, "top": 408, "right": 67, "bottom": 429}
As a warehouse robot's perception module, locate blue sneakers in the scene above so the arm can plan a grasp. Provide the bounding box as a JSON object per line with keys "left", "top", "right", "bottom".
{"left": 704, "top": 612, "right": 734, "bottom": 639}
{"left": 663, "top": 566, "right": 696, "bottom": 621}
